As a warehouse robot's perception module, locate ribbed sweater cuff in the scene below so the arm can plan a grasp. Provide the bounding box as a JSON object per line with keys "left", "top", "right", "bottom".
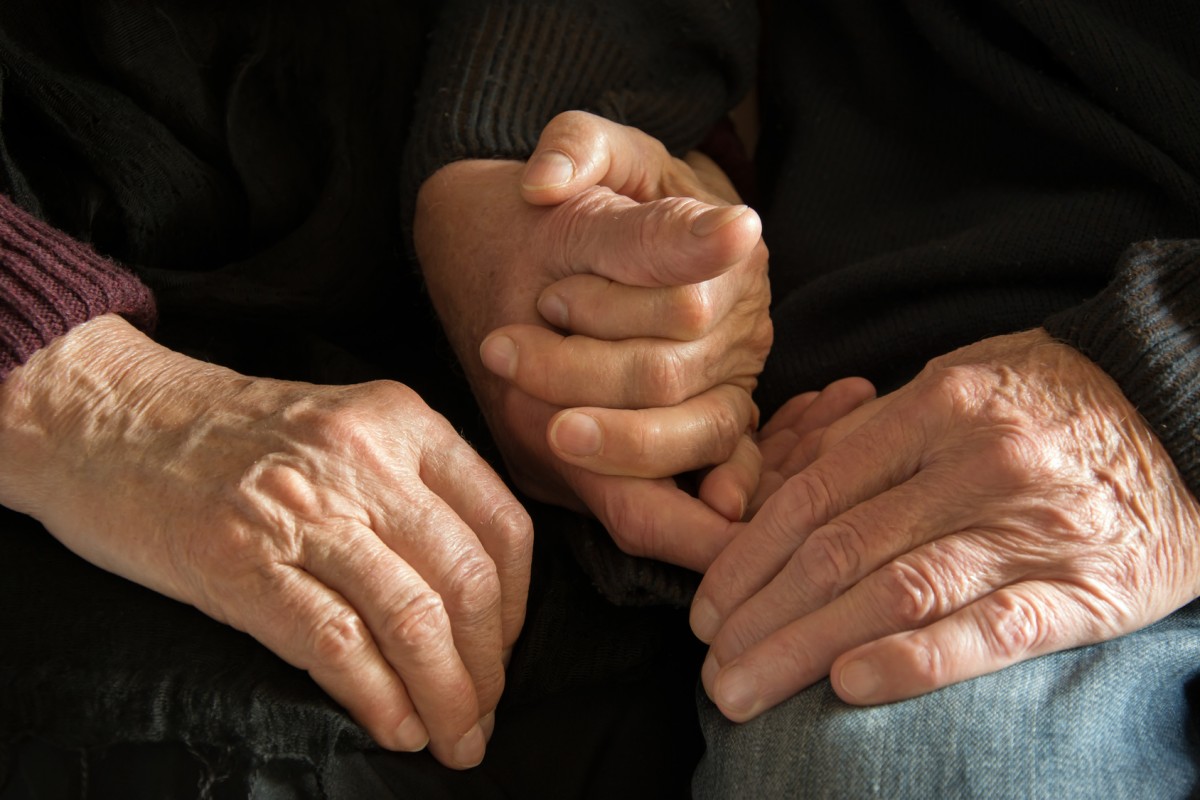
{"left": 1044, "top": 239, "right": 1200, "bottom": 495}
{"left": 0, "top": 194, "right": 157, "bottom": 381}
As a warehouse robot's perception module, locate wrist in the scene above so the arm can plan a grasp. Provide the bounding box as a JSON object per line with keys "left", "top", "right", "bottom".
{"left": 0, "top": 314, "right": 225, "bottom": 516}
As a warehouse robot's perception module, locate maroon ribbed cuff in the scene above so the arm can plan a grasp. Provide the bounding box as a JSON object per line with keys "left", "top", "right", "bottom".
{"left": 0, "top": 194, "right": 157, "bottom": 381}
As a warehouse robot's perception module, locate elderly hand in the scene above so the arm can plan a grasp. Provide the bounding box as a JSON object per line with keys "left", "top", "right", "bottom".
{"left": 413, "top": 112, "right": 771, "bottom": 570}
{"left": 0, "top": 315, "right": 532, "bottom": 769}
{"left": 690, "top": 329, "right": 1200, "bottom": 721}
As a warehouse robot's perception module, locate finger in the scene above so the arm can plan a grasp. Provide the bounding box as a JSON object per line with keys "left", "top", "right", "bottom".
{"left": 752, "top": 380, "right": 878, "bottom": 511}
{"left": 542, "top": 189, "right": 762, "bottom": 288}
{"left": 536, "top": 272, "right": 741, "bottom": 341}
{"left": 305, "top": 526, "right": 486, "bottom": 769}
{"left": 750, "top": 393, "right": 819, "bottom": 507}
{"left": 572, "top": 470, "right": 740, "bottom": 572}
{"left": 547, "top": 384, "right": 757, "bottom": 477}
{"left": 750, "top": 426, "right": 826, "bottom": 515}
{"left": 761, "top": 378, "right": 877, "bottom": 439}
{"left": 521, "top": 110, "right": 686, "bottom": 205}
{"left": 776, "top": 392, "right": 885, "bottom": 479}
{"left": 373, "top": 482, "right": 506, "bottom": 722}
{"left": 690, "top": 406, "right": 923, "bottom": 644}
{"left": 758, "top": 392, "right": 819, "bottom": 439}
{"left": 416, "top": 433, "right": 534, "bottom": 655}
{"left": 831, "top": 582, "right": 1088, "bottom": 706}
{"left": 480, "top": 325, "right": 759, "bottom": 409}
{"left": 236, "top": 562, "right": 429, "bottom": 753}
{"left": 703, "top": 531, "right": 1014, "bottom": 721}
{"left": 705, "top": 470, "right": 985, "bottom": 666}
{"left": 700, "top": 432, "right": 764, "bottom": 522}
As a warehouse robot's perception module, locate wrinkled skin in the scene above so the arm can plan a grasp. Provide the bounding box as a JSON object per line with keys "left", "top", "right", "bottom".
{"left": 691, "top": 329, "right": 1200, "bottom": 721}
{"left": 0, "top": 315, "right": 532, "bottom": 769}
{"left": 414, "top": 111, "right": 773, "bottom": 571}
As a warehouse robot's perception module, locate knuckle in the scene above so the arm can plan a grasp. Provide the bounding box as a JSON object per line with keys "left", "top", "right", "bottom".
{"left": 918, "top": 364, "right": 984, "bottom": 419}
{"left": 548, "top": 187, "right": 613, "bottom": 264}
{"left": 750, "top": 314, "right": 774, "bottom": 361}
{"left": 707, "top": 397, "right": 746, "bottom": 461}
{"left": 982, "top": 591, "right": 1049, "bottom": 660}
{"left": 442, "top": 551, "right": 501, "bottom": 618}
{"left": 601, "top": 491, "right": 656, "bottom": 559}
{"left": 784, "top": 472, "right": 838, "bottom": 526}
{"left": 674, "top": 284, "right": 719, "bottom": 339}
{"left": 298, "top": 404, "right": 380, "bottom": 459}
{"left": 874, "top": 560, "right": 944, "bottom": 628}
{"left": 637, "top": 347, "right": 693, "bottom": 406}
{"left": 308, "top": 606, "right": 372, "bottom": 666}
{"left": 490, "top": 500, "right": 534, "bottom": 557}
{"left": 899, "top": 636, "right": 951, "bottom": 690}
{"left": 383, "top": 591, "right": 451, "bottom": 652}
{"left": 800, "top": 518, "right": 868, "bottom": 601}
{"left": 981, "top": 426, "right": 1041, "bottom": 488}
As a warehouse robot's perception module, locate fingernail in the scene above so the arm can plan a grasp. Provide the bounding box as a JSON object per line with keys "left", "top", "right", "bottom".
{"left": 691, "top": 204, "right": 749, "bottom": 237}
{"left": 551, "top": 412, "right": 602, "bottom": 457}
{"left": 715, "top": 665, "right": 761, "bottom": 718}
{"left": 538, "top": 293, "right": 569, "bottom": 328}
{"left": 690, "top": 597, "right": 721, "bottom": 643}
{"left": 480, "top": 711, "right": 496, "bottom": 741}
{"left": 523, "top": 150, "right": 575, "bottom": 189}
{"left": 396, "top": 715, "right": 429, "bottom": 752}
{"left": 480, "top": 335, "right": 517, "bottom": 379}
{"left": 839, "top": 659, "right": 882, "bottom": 702}
{"left": 454, "top": 724, "right": 486, "bottom": 768}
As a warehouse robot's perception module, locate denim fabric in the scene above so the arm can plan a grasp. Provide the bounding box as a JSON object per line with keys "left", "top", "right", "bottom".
{"left": 695, "top": 601, "right": 1200, "bottom": 799}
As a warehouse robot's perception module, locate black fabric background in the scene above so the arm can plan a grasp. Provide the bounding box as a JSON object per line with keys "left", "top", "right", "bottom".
{"left": 5, "top": 0, "right": 1200, "bottom": 796}
{"left": 0, "top": 2, "right": 704, "bottom": 797}
{"left": 756, "top": 0, "right": 1200, "bottom": 407}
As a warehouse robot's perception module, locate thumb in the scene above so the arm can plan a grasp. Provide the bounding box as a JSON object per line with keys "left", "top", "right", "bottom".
{"left": 521, "top": 111, "right": 679, "bottom": 206}
{"left": 547, "top": 190, "right": 762, "bottom": 287}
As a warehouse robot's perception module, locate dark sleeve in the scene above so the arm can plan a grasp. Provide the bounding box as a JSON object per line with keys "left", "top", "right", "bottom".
{"left": 0, "top": 193, "right": 156, "bottom": 381}
{"left": 1044, "top": 239, "right": 1200, "bottom": 495}
{"left": 401, "top": 0, "right": 759, "bottom": 204}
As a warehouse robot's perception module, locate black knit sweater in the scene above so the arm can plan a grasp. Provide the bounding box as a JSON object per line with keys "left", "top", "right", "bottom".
{"left": 407, "top": 0, "right": 1200, "bottom": 497}
{"left": 4, "top": 0, "right": 1198, "bottom": 589}
{"left": 1, "top": 1, "right": 1198, "bottom": 791}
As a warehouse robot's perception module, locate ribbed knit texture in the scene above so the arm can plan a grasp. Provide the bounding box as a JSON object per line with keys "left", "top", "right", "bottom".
{"left": 401, "top": 0, "right": 758, "bottom": 214}
{"left": 1046, "top": 240, "right": 1200, "bottom": 493}
{"left": 0, "top": 193, "right": 155, "bottom": 381}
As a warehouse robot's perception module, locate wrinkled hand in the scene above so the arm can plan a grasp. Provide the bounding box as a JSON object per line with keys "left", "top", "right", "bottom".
{"left": 690, "top": 329, "right": 1200, "bottom": 721}
{"left": 0, "top": 315, "right": 532, "bottom": 769}
{"left": 414, "top": 111, "right": 771, "bottom": 570}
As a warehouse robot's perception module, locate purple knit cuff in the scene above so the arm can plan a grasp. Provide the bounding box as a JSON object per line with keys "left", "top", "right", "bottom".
{"left": 0, "top": 194, "right": 157, "bottom": 381}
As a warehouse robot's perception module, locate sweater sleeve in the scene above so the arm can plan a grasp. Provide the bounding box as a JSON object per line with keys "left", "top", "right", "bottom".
{"left": 1044, "top": 239, "right": 1200, "bottom": 496}
{"left": 0, "top": 193, "right": 156, "bottom": 382}
{"left": 401, "top": 0, "right": 759, "bottom": 206}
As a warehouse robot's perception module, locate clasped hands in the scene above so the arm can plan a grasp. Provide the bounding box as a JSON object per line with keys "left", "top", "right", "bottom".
{"left": 6, "top": 108, "right": 1197, "bottom": 777}
{"left": 415, "top": 110, "right": 774, "bottom": 573}
{"left": 431, "top": 112, "right": 1200, "bottom": 736}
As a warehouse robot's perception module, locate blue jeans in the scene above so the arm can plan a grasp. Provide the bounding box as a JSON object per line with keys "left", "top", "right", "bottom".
{"left": 694, "top": 601, "right": 1200, "bottom": 799}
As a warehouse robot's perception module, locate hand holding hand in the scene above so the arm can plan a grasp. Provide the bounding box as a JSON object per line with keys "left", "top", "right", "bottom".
{"left": 414, "top": 112, "right": 771, "bottom": 570}
{"left": 0, "top": 315, "right": 532, "bottom": 769}
{"left": 691, "top": 329, "right": 1200, "bottom": 720}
